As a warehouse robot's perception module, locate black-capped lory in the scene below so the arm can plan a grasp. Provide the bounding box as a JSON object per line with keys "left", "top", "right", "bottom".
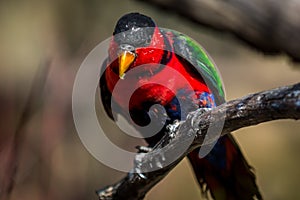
{"left": 100, "top": 13, "right": 262, "bottom": 200}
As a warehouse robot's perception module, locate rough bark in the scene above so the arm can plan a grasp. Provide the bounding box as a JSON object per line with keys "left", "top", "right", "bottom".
{"left": 97, "top": 82, "right": 300, "bottom": 200}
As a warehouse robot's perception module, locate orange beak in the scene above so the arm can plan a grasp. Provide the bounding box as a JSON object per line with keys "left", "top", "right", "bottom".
{"left": 118, "top": 51, "right": 136, "bottom": 79}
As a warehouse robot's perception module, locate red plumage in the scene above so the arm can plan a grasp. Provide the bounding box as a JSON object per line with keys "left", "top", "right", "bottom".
{"left": 106, "top": 27, "right": 210, "bottom": 110}
{"left": 100, "top": 13, "right": 262, "bottom": 200}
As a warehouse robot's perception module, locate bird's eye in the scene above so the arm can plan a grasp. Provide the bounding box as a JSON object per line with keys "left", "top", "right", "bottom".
{"left": 120, "top": 44, "right": 135, "bottom": 52}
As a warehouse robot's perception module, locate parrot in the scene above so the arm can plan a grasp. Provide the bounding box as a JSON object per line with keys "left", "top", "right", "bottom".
{"left": 99, "top": 12, "right": 262, "bottom": 200}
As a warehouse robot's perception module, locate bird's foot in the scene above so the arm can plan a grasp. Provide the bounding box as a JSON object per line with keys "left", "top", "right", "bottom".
{"left": 187, "top": 107, "right": 212, "bottom": 126}
{"left": 166, "top": 119, "right": 181, "bottom": 138}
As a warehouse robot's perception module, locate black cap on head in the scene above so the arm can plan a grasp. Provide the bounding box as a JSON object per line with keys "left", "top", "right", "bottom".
{"left": 113, "top": 13, "right": 156, "bottom": 35}
{"left": 113, "top": 13, "right": 156, "bottom": 47}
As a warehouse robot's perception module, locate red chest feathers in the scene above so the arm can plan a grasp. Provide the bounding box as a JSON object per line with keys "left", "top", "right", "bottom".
{"left": 105, "top": 51, "right": 210, "bottom": 110}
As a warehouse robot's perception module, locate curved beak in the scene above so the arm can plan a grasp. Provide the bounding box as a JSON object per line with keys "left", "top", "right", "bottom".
{"left": 118, "top": 51, "right": 136, "bottom": 79}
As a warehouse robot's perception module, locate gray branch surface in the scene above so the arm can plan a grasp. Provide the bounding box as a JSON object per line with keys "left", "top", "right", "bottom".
{"left": 97, "top": 82, "right": 300, "bottom": 200}
{"left": 138, "top": 0, "right": 300, "bottom": 61}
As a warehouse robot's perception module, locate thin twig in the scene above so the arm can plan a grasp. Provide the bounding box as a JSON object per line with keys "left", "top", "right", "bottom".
{"left": 0, "top": 60, "right": 51, "bottom": 199}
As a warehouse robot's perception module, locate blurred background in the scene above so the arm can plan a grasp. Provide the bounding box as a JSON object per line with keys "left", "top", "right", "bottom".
{"left": 0, "top": 0, "right": 299, "bottom": 199}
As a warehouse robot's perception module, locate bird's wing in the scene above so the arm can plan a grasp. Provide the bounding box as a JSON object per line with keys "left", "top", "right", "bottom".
{"left": 161, "top": 28, "right": 225, "bottom": 104}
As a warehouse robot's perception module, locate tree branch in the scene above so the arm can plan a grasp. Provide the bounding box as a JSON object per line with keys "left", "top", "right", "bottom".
{"left": 138, "top": 0, "right": 300, "bottom": 62}
{"left": 97, "top": 82, "right": 300, "bottom": 200}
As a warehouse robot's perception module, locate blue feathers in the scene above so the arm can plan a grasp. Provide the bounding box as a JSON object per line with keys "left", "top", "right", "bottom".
{"left": 165, "top": 89, "right": 216, "bottom": 121}
{"left": 165, "top": 89, "right": 227, "bottom": 170}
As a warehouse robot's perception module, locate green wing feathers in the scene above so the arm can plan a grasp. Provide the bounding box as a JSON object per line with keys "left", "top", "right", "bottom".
{"left": 184, "top": 36, "right": 225, "bottom": 98}
{"left": 164, "top": 28, "right": 225, "bottom": 101}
